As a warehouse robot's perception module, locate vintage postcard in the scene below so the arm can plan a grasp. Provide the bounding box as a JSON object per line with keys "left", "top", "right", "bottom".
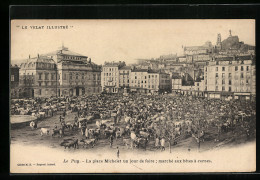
{"left": 10, "top": 19, "right": 256, "bottom": 173}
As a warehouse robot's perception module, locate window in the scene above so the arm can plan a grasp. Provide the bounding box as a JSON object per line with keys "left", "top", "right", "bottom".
{"left": 216, "top": 86, "right": 218, "bottom": 91}
{"left": 222, "top": 79, "right": 225, "bottom": 84}
{"left": 241, "top": 66, "right": 244, "bottom": 71}
{"left": 222, "top": 67, "right": 225, "bottom": 71}
{"left": 222, "top": 73, "right": 225, "bottom": 78}
{"left": 229, "top": 73, "right": 232, "bottom": 78}
{"left": 216, "top": 73, "right": 218, "bottom": 78}
{"left": 11, "top": 75, "right": 14, "bottom": 81}
{"left": 82, "top": 73, "right": 84, "bottom": 79}
{"left": 241, "top": 73, "right": 244, "bottom": 78}
{"left": 229, "top": 87, "right": 232, "bottom": 92}
{"left": 229, "top": 80, "right": 232, "bottom": 85}
{"left": 39, "top": 89, "right": 41, "bottom": 95}
{"left": 76, "top": 73, "right": 78, "bottom": 79}
{"left": 39, "top": 73, "right": 42, "bottom": 80}
{"left": 39, "top": 82, "right": 41, "bottom": 86}
{"left": 216, "top": 67, "right": 218, "bottom": 71}
{"left": 70, "top": 73, "right": 72, "bottom": 80}
{"left": 246, "top": 79, "right": 249, "bottom": 84}
{"left": 45, "top": 73, "right": 49, "bottom": 80}
{"left": 222, "top": 86, "right": 225, "bottom": 91}
{"left": 246, "top": 66, "right": 249, "bottom": 71}
{"left": 205, "top": 67, "right": 207, "bottom": 72}
{"left": 235, "top": 66, "right": 238, "bottom": 71}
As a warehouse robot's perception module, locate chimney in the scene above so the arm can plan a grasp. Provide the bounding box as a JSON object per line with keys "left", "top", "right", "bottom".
{"left": 37, "top": 54, "right": 39, "bottom": 58}
{"left": 29, "top": 55, "right": 30, "bottom": 59}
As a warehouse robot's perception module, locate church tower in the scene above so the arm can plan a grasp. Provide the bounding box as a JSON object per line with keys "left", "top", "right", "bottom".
{"left": 216, "top": 33, "right": 222, "bottom": 51}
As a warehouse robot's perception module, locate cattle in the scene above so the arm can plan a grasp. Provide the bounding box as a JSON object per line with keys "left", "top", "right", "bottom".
{"left": 40, "top": 128, "right": 50, "bottom": 136}
{"left": 115, "top": 127, "right": 125, "bottom": 139}
{"left": 93, "top": 129, "right": 101, "bottom": 140}
{"left": 221, "top": 123, "right": 231, "bottom": 132}
{"left": 65, "top": 122, "right": 74, "bottom": 130}
{"left": 139, "top": 131, "right": 150, "bottom": 139}
{"left": 30, "top": 121, "right": 37, "bottom": 130}
{"left": 89, "top": 129, "right": 100, "bottom": 140}
{"left": 80, "top": 138, "right": 97, "bottom": 148}
{"left": 51, "top": 128, "right": 64, "bottom": 137}
{"left": 60, "top": 139, "right": 79, "bottom": 149}
{"left": 134, "top": 137, "right": 148, "bottom": 150}
{"left": 123, "top": 138, "right": 133, "bottom": 149}
{"left": 104, "top": 128, "right": 115, "bottom": 138}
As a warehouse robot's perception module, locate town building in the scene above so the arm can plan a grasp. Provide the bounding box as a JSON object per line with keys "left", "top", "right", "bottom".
{"left": 45, "top": 46, "right": 102, "bottom": 97}
{"left": 19, "top": 55, "right": 57, "bottom": 98}
{"left": 18, "top": 46, "right": 102, "bottom": 98}
{"left": 171, "top": 73, "right": 182, "bottom": 95}
{"left": 130, "top": 68, "right": 171, "bottom": 94}
{"left": 204, "top": 55, "right": 255, "bottom": 100}
{"left": 101, "top": 61, "right": 126, "bottom": 93}
{"left": 10, "top": 64, "right": 20, "bottom": 98}
{"left": 118, "top": 66, "right": 132, "bottom": 92}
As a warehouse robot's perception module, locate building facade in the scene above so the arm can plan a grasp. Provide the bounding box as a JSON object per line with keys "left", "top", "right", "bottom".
{"left": 204, "top": 55, "right": 255, "bottom": 100}
{"left": 18, "top": 46, "right": 102, "bottom": 98}
{"left": 101, "top": 61, "right": 125, "bottom": 93}
{"left": 10, "top": 64, "right": 20, "bottom": 98}
{"left": 19, "top": 55, "right": 57, "bottom": 98}
{"left": 171, "top": 73, "right": 182, "bottom": 94}
{"left": 130, "top": 69, "right": 171, "bottom": 94}
{"left": 118, "top": 66, "right": 132, "bottom": 92}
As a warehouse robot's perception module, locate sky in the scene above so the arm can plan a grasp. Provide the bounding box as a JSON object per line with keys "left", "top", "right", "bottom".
{"left": 11, "top": 19, "right": 255, "bottom": 65}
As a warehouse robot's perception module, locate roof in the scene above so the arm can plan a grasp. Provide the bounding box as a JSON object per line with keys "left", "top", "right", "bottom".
{"left": 21, "top": 56, "right": 55, "bottom": 64}
{"left": 119, "top": 66, "right": 132, "bottom": 70}
{"left": 10, "top": 64, "right": 20, "bottom": 68}
{"left": 172, "top": 73, "right": 182, "bottom": 79}
{"left": 215, "top": 55, "right": 254, "bottom": 61}
{"left": 132, "top": 69, "right": 148, "bottom": 72}
{"left": 42, "top": 47, "right": 87, "bottom": 57}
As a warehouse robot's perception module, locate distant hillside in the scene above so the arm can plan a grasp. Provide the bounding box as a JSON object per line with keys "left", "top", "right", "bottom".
{"left": 221, "top": 36, "right": 240, "bottom": 50}
{"left": 221, "top": 35, "right": 255, "bottom": 53}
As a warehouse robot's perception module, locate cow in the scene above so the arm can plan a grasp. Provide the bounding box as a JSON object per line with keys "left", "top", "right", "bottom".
{"left": 123, "top": 138, "right": 133, "bottom": 149}
{"left": 80, "top": 138, "right": 97, "bottom": 148}
{"left": 104, "top": 129, "right": 115, "bottom": 138}
{"left": 30, "top": 121, "right": 37, "bottom": 130}
{"left": 40, "top": 128, "right": 50, "bottom": 136}
{"left": 93, "top": 129, "right": 101, "bottom": 140}
{"left": 139, "top": 131, "right": 150, "bottom": 140}
{"left": 60, "top": 139, "right": 79, "bottom": 149}
{"left": 51, "top": 128, "right": 64, "bottom": 137}
{"left": 134, "top": 137, "right": 148, "bottom": 150}
{"left": 65, "top": 122, "right": 74, "bottom": 130}
{"left": 115, "top": 127, "right": 125, "bottom": 139}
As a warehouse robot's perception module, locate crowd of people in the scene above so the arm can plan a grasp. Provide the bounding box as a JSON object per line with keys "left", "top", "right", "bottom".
{"left": 11, "top": 92, "right": 256, "bottom": 151}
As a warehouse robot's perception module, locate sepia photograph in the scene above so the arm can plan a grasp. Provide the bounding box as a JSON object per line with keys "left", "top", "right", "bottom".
{"left": 10, "top": 19, "right": 256, "bottom": 173}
